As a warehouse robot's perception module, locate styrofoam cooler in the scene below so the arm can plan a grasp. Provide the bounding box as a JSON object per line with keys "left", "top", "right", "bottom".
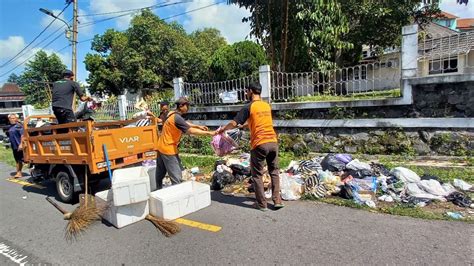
{"left": 95, "top": 190, "right": 149, "bottom": 229}
{"left": 149, "top": 181, "right": 211, "bottom": 220}
{"left": 112, "top": 166, "right": 151, "bottom": 206}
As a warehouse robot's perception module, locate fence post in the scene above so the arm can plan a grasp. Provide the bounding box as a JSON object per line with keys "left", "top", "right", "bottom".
{"left": 173, "top": 77, "right": 183, "bottom": 101}
{"left": 117, "top": 95, "right": 127, "bottom": 120}
{"left": 259, "top": 65, "right": 271, "bottom": 102}
{"left": 401, "top": 24, "right": 418, "bottom": 79}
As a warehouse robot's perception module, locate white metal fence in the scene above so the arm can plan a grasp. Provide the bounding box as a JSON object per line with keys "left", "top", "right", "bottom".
{"left": 270, "top": 59, "right": 400, "bottom": 102}
{"left": 94, "top": 100, "right": 119, "bottom": 121}
{"left": 418, "top": 31, "right": 474, "bottom": 76}
{"left": 182, "top": 73, "right": 259, "bottom": 105}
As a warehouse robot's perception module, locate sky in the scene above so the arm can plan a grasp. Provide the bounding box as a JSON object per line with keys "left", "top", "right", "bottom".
{"left": 0, "top": 0, "right": 472, "bottom": 87}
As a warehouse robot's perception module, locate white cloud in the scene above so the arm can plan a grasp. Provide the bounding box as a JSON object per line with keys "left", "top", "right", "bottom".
{"left": 89, "top": 0, "right": 157, "bottom": 29}
{"left": 440, "top": 1, "right": 474, "bottom": 18}
{"left": 182, "top": 0, "right": 251, "bottom": 43}
{"left": 0, "top": 36, "right": 71, "bottom": 75}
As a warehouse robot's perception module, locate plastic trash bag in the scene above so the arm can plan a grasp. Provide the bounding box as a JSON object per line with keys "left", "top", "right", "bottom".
{"left": 335, "top": 154, "right": 353, "bottom": 164}
{"left": 405, "top": 183, "right": 446, "bottom": 201}
{"left": 229, "top": 164, "right": 251, "bottom": 177}
{"left": 297, "top": 159, "right": 323, "bottom": 175}
{"left": 280, "top": 173, "right": 304, "bottom": 201}
{"left": 446, "top": 192, "right": 472, "bottom": 208}
{"left": 418, "top": 179, "right": 449, "bottom": 197}
{"left": 321, "top": 154, "right": 346, "bottom": 172}
{"left": 346, "top": 159, "right": 372, "bottom": 171}
{"left": 211, "top": 170, "right": 235, "bottom": 190}
{"left": 390, "top": 167, "right": 420, "bottom": 183}
{"left": 347, "top": 169, "right": 373, "bottom": 179}
{"left": 211, "top": 129, "right": 240, "bottom": 157}
{"left": 453, "top": 179, "right": 472, "bottom": 191}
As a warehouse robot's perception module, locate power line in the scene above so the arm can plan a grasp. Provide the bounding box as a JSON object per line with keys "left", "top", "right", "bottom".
{"left": 77, "top": 1, "right": 225, "bottom": 44}
{"left": 0, "top": 32, "right": 70, "bottom": 78}
{"left": 0, "top": 3, "right": 71, "bottom": 69}
{"left": 78, "top": 1, "right": 190, "bottom": 29}
{"left": 79, "top": 1, "right": 172, "bottom": 17}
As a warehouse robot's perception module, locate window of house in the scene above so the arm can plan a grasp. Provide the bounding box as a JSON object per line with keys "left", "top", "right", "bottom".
{"left": 446, "top": 20, "right": 452, "bottom": 27}
{"left": 429, "top": 58, "right": 458, "bottom": 74}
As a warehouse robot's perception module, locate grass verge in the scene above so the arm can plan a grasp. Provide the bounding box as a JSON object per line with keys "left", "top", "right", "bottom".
{"left": 0, "top": 145, "right": 16, "bottom": 167}
{"left": 293, "top": 88, "right": 401, "bottom": 102}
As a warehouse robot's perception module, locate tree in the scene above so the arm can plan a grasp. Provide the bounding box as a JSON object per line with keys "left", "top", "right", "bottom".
{"left": 85, "top": 10, "right": 217, "bottom": 96}
{"left": 228, "top": 0, "right": 439, "bottom": 70}
{"left": 190, "top": 28, "right": 227, "bottom": 60}
{"left": 209, "top": 41, "right": 267, "bottom": 81}
{"left": 17, "top": 50, "right": 66, "bottom": 106}
{"left": 7, "top": 73, "right": 20, "bottom": 83}
{"left": 228, "top": 0, "right": 352, "bottom": 72}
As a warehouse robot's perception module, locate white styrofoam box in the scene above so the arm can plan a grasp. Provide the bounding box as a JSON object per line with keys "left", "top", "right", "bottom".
{"left": 149, "top": 181, "right": 211, "bottom": 220}
{"left": 112, "top": 166, "right": 151, "bottom": 206}
{"left": 95, "top": 189, "right": 149, "bottom": 229}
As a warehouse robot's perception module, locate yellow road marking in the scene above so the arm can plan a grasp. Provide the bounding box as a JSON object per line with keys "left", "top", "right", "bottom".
{"left": 6, "top": 178, "right": 45, "bottom": 189}
{"left": 174, "top": 218, "right": 222, "bottom": 233}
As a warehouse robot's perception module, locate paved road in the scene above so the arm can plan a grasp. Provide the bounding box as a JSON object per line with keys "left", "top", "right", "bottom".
{"left": 0, "top": 162, "right": 473, "bottom": 265}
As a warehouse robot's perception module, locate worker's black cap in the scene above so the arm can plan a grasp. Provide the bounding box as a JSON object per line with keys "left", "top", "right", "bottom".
{"left": 175, "top": 97, "right": 191, "bottom": 107}
{"left": 63, "top": 69, "right": 74, "bottom": 77}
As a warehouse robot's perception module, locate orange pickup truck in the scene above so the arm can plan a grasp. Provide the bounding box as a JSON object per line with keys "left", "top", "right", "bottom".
{"left": 22, "top": 115, "right": 159, "bottom": 202}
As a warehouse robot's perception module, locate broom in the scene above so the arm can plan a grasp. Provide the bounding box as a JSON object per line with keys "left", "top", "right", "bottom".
{"left": 145, "top": 214, "right": 181, "bottom": 237}
{"left": 64, "top": 166, "right": 105, "bottom": 241}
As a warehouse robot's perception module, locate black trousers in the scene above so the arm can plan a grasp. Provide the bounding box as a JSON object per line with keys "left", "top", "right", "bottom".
{"left": 53, "top": 107, "right": 76, "bottom": 124}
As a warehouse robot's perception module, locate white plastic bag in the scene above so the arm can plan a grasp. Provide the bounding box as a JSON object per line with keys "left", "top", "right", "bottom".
{"left": 280, "top": 173, "right": 304, "bottom": 201}
{"left": 405, "top": 183, "right": 446, "bottom": 201}
{"left": 418, "top": 179, "right": 449, "bottom": 197}
{"left": 346, "top": 159, "right": 371, "bottom": 171}
{"left": 391, "top": 167, "right": 420, "bottom": 183}
{"left": 453, "top": 179, "right": 472, "bottom": 191}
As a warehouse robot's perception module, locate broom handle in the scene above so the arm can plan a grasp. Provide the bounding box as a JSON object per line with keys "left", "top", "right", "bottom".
{"left": 46, "top": 197, "right": 68, "bottom": 215}
{"left": 84, "top": 165, "right": 88, "bottom": 207}
{"left": 103, "top": 144, "right": 113, "bottom": 182}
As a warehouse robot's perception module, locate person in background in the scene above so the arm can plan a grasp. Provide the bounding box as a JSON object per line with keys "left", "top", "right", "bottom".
{"left": 217, "top": 82, "right": 283, "bottom": 211}
{"left": 158, "top": 101, "right": 170, "bottom": 123}
{"left": 156, "top": 97, "right": 216, "bottom": 189}
{"left": 7, "top": 114, "right": 24, "bottom": 178}
{"left": 52, "top": 70, "right": 92, "bottom": 124}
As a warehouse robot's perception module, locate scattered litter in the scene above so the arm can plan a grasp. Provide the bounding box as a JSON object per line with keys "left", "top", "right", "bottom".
{"left": 22, "top": 196, "right": 27, "bottom": 200}
{"left": 446, "top": 212, "right": 463, "bottom": 219}
{"left": 391, "top": 167, "right": 420, "bottom": 183}
{"left": 453, "top": 179, "right": 472, "bottom": 191}
{"left": 365, "top": 200, "right": 376, "bottom": 208}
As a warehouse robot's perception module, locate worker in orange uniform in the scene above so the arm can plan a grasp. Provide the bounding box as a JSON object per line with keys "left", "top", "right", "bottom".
{"left": 217, "top": 83, "right": 284, "bottom": 211}
{"left": 156, "top": 97, "right": 216, "bottom": 189}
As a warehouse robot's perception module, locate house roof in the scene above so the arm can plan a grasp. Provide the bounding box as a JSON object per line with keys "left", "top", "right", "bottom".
{"left": 423, "top": 21, "right": 458, "bottom": 37}
{"left": 0, "top": 83, "right": 25, "bottom": 98}
{"left": 434, "top": 11, "right": 459, "bottom": 19}
{"left": 457, "top": 18, "right": 474, "bottom": 30}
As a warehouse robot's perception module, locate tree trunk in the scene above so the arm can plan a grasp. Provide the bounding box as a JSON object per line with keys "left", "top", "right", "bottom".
{"left": 281, "top": 0, "right": 289, "bottom": 72}
{"left": 267, "top": 0, "right": 276, "bottom": 69}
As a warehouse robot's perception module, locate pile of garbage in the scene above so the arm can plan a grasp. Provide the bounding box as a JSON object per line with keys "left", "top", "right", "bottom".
{"left": 211, "top": 153, "right": 474, "bottom": 213}
{"left": 282, "top": 153, "right": 474, "bottom": 210}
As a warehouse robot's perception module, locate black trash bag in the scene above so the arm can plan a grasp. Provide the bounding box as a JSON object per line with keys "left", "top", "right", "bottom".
{"left": 347, "top": 169, "right": 373, "bottom": 179}
{"left": 214, "top": 160, "right": 227, "bottom": 170}
{"left": 338, "top": 184, "right": 354, "bottom": 200}
{"left": 229, "top": 164, "right": 251, "bottom": 177}
{"left": 211, "top": 170, "right": 235, "bottom": 191}
{"left": 321, "top": 154, "right": 346, "bottom": 172}
{"left": 420, "top": 175, "right": 441, "bottom": 183}
{"left": 446, "top": 192, "right": 472, "bottom": 208}
{"left": 370, "top": 162, "right": 391, "bottom": 176}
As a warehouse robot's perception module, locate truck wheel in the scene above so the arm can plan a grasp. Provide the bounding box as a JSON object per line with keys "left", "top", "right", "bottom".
{"left": 56, "top": 171, "right": 75, "bottom": 203}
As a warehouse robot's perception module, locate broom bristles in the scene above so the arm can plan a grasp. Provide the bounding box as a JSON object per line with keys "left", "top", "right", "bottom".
{"left": 146, "top": 214, "right": 180, "bottom": 237}
{"left": 65, "top": 204, "right": 107, "bottom": 241}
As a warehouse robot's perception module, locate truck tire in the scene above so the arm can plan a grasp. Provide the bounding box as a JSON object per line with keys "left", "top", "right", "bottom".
{"left": 56, "top": 171, "right": 76, "bottom": 203}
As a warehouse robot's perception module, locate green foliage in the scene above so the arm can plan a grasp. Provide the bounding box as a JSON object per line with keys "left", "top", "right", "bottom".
{"left": 85, "top": 10, "right": 227, "bottom": 96}
{"left": 17, "top": 50, "right": 66, "bottom": 106}
{"left": 7, "top": 73, "right": 20, "bottom": 83}
{"left": 209, "top": 41, "right": 267, "bottom": 81}
{"left": 179, "top": 135, "right": 214, "bottom": 155}
{"left": 228, "top": 1, "right": 438, "bottom": 70}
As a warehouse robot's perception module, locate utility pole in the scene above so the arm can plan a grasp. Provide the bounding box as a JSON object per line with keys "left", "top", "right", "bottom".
{"left": 72, "top": 0, "right": 78, "bottom": 81}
